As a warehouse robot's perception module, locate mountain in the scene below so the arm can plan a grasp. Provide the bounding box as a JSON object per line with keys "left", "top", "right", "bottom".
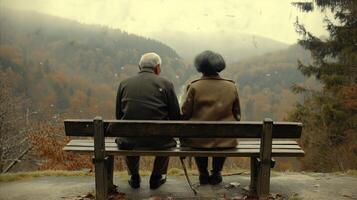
{"left": 225, "top": 44, "right": 317, "bottom": 120}
{"left": 0, "top": 8, "right": 187, "bottom": 118}
{"left": 149, "top": 31, "right": 289, "bottom": 63}
{"left": 0, "top": 8, "right": 188, "bottom": 86}
{"left": 224, "top": 44, "right": 313, "bottom": 88}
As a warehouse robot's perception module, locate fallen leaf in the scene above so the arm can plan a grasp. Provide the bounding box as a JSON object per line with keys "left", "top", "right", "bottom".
{"left": 225, "top": 182, "right": 241, "bottom": 189}
{"left": 84, "top": 193, "right": 95, "bottom": 199}
{"left": 230, "top": 193, "right": 244, "bottom": 200}
{"left": 243, "top": 186, "right": 250, "bottom": 191}
{"left": 341, "top": 191, "right": 353, "bottom": 198}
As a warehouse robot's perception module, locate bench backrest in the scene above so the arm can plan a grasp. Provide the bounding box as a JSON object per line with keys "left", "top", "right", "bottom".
{"left": 64, "top": 118, "right": 302, "bottom": 139}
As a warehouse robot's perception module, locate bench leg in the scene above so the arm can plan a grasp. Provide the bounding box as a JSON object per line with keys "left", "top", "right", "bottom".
{"left": 107, "top": 155, "right": 115, "bottom": 192}
{"left": 94, "top": 157, "right": 108, "bottom": 200}
{"left": 250, "top": 157, "right": 258, "bottom": 197}
{"left": 257, "top": 118, "right": 273, "bottom": 199}
{"left": 257, "top": 159, "right": 271, "bottom": 199}
{"left": 94, "top": 117, "right": 108, "bottom": 200}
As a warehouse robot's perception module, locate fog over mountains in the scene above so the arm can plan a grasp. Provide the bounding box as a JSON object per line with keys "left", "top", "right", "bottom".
{"left": 150, "top": 31, "right": 289, "bottom": 63}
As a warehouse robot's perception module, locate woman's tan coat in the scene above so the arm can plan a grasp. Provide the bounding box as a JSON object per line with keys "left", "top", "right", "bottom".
{"left": 180, "top": 75, "right": 241, "bottom": 148}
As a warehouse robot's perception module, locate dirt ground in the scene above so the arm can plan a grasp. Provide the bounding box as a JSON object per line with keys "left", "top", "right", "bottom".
{"left": 0, "top": 172, "right": 356, "bottom": 200}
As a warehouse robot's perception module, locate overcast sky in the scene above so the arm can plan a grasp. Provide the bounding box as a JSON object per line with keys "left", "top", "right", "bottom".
{"left": 1, "top": 0, "right": 329, "bottom": 44}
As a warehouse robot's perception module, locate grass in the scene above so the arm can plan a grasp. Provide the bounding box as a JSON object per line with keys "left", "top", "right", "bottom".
{"left": 2, "top": 168, "right": 354, "bottom": 182}
{"left": 0, "top": 169, "right": 185, "bottom": 182}
{"left": 347, "top": 170, "right": 357, "bottom": 176}
{"left": 332, "top": 169, "right": 357, "bottom": 176}
{"left": 0, "top": 170, "right": 92, "bottom": 182}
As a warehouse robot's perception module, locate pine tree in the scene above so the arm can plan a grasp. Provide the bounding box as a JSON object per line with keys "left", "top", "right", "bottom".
{"left": 290, "top": 0, "right": 357, "bottom": 171}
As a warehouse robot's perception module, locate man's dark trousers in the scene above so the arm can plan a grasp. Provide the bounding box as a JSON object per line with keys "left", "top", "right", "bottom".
{"left": 126, "top": 156, "right": 169, "bottom": 176}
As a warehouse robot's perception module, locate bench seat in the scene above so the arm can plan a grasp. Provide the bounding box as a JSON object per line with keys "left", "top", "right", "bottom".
{"left": 64, "top": 139, "right": 304, "bottom": 157}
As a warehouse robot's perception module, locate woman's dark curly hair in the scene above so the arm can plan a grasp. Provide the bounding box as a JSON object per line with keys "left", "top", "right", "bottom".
{"left": 194, "top": 50, "right": 226, "bottom": 75}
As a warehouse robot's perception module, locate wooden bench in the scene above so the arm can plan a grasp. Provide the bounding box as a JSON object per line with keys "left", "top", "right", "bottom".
{"left": 63, "top": 117, "right": 304, "bottom": 200}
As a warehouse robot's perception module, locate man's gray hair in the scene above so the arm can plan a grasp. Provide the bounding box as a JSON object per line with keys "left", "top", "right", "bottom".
{"left": 139, "top": 52, "right": 162, "bottom": 68}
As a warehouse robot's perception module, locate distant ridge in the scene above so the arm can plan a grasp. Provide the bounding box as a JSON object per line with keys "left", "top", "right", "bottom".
{"left": 149, "top": 30, "right": 289, "bottom": 63}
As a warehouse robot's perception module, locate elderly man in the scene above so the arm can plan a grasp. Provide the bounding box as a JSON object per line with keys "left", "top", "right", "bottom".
{"left": 115, "top": 52, "right": 180, "bottom": 189}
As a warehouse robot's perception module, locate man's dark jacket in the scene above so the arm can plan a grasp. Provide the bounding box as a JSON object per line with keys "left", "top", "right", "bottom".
{"left": 113, "top": 67, "right": 180, "bottom": 149}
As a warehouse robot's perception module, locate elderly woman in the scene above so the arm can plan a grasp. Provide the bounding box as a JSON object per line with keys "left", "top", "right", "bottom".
{"left": 181, "top": 50, "right": 241, "bottom": 185}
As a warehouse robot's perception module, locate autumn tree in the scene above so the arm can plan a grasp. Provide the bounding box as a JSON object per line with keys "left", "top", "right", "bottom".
{"left": 290, "top": 0, "right": 357, "bottom": 171}
{"left": 0, "top": 71, "right": 30, "bottom": 172}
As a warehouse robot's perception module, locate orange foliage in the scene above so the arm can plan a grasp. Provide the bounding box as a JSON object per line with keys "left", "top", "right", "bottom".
{"left": 342, "top": 85, "right": 357, "bottom": 110}
{"left": 69, "top": 90, "right": 87, "bottom": 109}
{"left": 51, "top": 71, "right": 70, "bottom": 85}
{"left": 28, "top": 122, "right": 92, "bottom": 170}
{"left": 0, "top": 45, "right": 23, "bottom": 66}
{"left": 32, "top": 50, "right": 48, "bottom": 63}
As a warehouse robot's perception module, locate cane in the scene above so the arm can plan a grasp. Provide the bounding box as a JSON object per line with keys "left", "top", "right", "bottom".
{"left": 179, "top": 157, "right": 198, "bottom": 195}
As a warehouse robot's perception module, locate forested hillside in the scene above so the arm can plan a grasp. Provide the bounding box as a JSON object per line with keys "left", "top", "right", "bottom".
{"left": 225, "top": 44, "right": 317, "bottom": 120}
{"left": 0, "top": 9, "right": 187, "bottom": 119}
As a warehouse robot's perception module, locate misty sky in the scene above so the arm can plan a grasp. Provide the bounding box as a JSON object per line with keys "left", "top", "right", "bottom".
{"left": 1, "top": 0, "right": 329, "bottom": 44}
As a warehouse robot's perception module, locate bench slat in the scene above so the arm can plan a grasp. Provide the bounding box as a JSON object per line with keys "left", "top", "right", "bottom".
{"left": 67, "top": 139, "right": 299, "bottom": 145}
{"left": 64, "top": 120, "right": 302, "bottom": 138}
{"left": 65, "top": 141, "right": 301, "bottom": 150}
{"left": 238, "top": 141, "right": 298, "bottom": 145}
{"left": 63, "top": 146, "right": 304, "bottom": 157}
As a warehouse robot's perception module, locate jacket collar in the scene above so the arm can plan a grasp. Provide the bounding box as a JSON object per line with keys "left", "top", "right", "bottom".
{"left": 139, "top": 67, "right": 155, "bottom": 74}
{"left": 201, "top": 74, "right": 222, "bottom": 80}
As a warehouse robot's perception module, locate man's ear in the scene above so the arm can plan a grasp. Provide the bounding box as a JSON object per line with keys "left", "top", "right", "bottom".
{"left": 154, "top": 64, "right": 161, "bottom": 75}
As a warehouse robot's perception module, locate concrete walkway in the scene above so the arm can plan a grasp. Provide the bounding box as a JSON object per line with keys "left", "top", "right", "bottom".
{"left": 0, "top": 173, "right": 356, "bottom": 200}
